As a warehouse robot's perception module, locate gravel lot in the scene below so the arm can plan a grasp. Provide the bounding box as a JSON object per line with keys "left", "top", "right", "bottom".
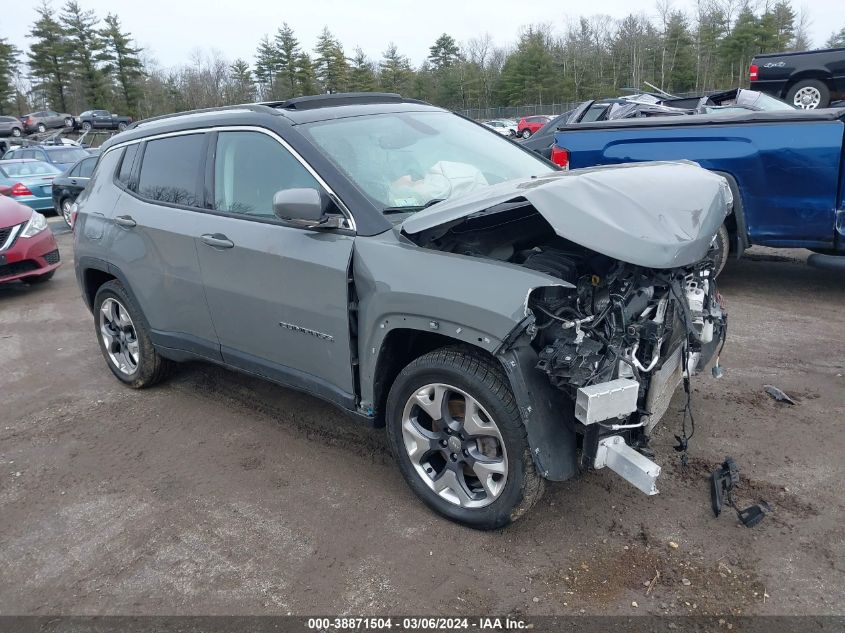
{"left": 1, "top": 223, "right": 843, "bottom": 617}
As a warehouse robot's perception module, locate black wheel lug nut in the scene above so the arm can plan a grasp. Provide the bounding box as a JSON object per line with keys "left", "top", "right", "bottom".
{"left": 439, "top": 439, "right": 448, "bottom": 447}
{"left": 450, "top": 453, "right": 458, "bottom": 461}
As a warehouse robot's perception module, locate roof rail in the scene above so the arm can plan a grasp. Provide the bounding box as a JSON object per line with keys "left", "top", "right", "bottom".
{"left": 266, "top": 92, "right": 424, "bottom": 111}
{"left": 128, "top": 102, "right": 279, "bottom": 130}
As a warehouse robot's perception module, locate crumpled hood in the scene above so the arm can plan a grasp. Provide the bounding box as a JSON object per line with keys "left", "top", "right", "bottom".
{"left": 401, "top": 161, "right": 732, "bottom": 269}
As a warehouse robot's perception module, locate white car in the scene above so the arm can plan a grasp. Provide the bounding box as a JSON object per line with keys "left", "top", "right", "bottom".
{"left": 483, "top": 119, "right": 518, "bottom": 136}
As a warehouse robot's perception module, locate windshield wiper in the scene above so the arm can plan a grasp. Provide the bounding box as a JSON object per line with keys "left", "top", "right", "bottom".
{"left": 383, "top": 198, "right": 445, "bottom": 215}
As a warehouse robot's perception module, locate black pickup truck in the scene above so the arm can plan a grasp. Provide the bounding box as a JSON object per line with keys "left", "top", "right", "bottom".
{"left": 75, "top": 110, "right": 133, "bottom": 132}
{"left": 751, "top": 47, "right": 845, "bottom": 109}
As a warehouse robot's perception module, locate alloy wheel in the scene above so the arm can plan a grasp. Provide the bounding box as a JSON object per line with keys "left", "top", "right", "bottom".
{"left": 793, "top": 86, "right": 821, "bottom": 109}
{"left": 61, "top": 199, "right": 73, "bottom": 228}
{"left": 401, "top": 383, "right": 508, "bottom": 508}
{"left": 99, "top": 298, "right": 140, "bottom": 375}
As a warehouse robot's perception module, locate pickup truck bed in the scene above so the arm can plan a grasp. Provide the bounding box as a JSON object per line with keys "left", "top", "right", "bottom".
{"left": 555, "top": 108, "right": 845, "bottom": 254}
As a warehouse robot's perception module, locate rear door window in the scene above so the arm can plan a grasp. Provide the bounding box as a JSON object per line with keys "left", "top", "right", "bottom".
{"left": 116, "top": 144, "right": 139, "bottom": 187}
{"left": 78, "top": 156, "right": 97, "bottom": 178}
{"left": 213, "top": 130, "right": 319, "bottom": 218}
{"left": 136, "top": 134, "right": 205, "bottom": 206}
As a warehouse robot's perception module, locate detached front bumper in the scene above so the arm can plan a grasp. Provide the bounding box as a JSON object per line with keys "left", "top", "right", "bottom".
{"left": 0, "top": 226, "right": 61, "bottom": 283}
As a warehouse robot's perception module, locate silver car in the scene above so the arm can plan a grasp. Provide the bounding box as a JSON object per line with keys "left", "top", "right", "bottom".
{"left": 22, "top": 110, "right": 75, "bottom": 134}
{"left": 0, "top": 116, "right": 24, "bottom": 138}
{"left": 73, "top": 94, "right": 730, "bottom": 529}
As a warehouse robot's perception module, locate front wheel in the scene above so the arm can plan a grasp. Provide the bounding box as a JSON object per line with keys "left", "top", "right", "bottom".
{"left": 385, "top": 347, "right": 543, "bottom": 530}
{"left": 117, "top": 121, "right": 128, "bottom": 131}
{"left": 37, "top": 123, "right": 46, "bottom": 133}
{"left": 787, "top": 79, "right": 830, "bottom": 109}
{"left": 11, "top": 127, "right": 21, "bottom": 137}
{"left": 64, "top": 118, "right": 73, "bottom": 127}
{"left": 81, "top": 122, "right": 92, "bottom": 132}
{"left": 93, "top": 280, "right": 172, "bottom": 388}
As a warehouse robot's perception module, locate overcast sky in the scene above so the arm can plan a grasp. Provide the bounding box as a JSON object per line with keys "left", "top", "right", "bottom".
{"left": 4, "top": 0, "right": 845, "bottom": 70}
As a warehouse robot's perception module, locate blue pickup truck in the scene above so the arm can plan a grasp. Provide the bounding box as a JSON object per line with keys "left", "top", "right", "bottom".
{"left": 552, "top": 108, "right": 845, "bottom": 271}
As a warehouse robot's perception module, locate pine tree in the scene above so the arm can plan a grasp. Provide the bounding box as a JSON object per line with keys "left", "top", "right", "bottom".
{"left": 314, "top": 27, "right": 348, "bottom": 93}
{"left": 61, "top": 0, "right": 109, "bottom": 108}
{"left": 100, "top": 13, "right": 144, "bottom": 116}
{"left": 28, "top": 1, "right": 72, "bottom": 112}
{"left": 662, "top": 12, "right": 695, "bottom": 92}
{"left": 827, "top": 26, "right": 845, "bottom": 48}
{"left": 274, "top": 23, "right": 301, "bottom": 98}
{"left": 227, "top": 59, "right": 255, "bottom": 103}
{"left": 296, "top": 53, "right": 316, "bottom": 95}
{"left": 254, "top": 35, "right": 277, "bottom": 98}
{"left": 379, "top": 43, "right": 412, "bottom": 93}
{"left": 348, "top": 48, "right": 377, "bottom": 92}
{"left": 428, "top": 33, "right": 461, "bottom": 71}
{"left": 0, "top": 38, "right": 19, "bottom": 114}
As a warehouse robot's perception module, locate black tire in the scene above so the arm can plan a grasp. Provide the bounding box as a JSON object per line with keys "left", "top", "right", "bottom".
{"left": 82, "top": 121, "right": 92, "bottom": 132}
{"left": 521, "top": 129, "right": 532, "bottom": 139}
{"left": 36, "top": 123, "right": 46, "bottom": 133}
{"left": 385, "top": 347, "right": 543, "bottom": 530}
{"left": 11, "top": 127, "right": 21, "bottom": 137}
{"left": 712, "top": 223, "right": 730, "bottom": 277}
{"left": 59, "top": 197, "right": 74, "bottom": 227}
{"left": 64, "top": 118, "right": 73, "bottom": 127}
{"left": 786, "top": 78, "right": 830, "bottom": 109}
{"left": 25, "top": 270, "right": 55, "bottom": 284}
{"left": 93, "top": 280, "right": 172, "bottom": 388}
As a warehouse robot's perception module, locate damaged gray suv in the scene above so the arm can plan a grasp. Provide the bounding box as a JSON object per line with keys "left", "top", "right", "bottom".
{"left": 74, "top": 93, "right": 731, "bottom": 529}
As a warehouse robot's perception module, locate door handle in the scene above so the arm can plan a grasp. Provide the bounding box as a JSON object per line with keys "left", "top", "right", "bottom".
{"left": 200, "top": 233, "right": 234, "bottom": 249}
{"left": 114, "top": 215, "right": 136, "bottom": 228}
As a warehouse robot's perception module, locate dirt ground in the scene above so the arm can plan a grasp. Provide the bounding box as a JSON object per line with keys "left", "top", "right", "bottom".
{"left": 1, "top": 223, "right": 843, "bottom": 617}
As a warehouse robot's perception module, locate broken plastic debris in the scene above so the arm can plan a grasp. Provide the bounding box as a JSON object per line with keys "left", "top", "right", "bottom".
{"left": 764, "top": 385, "right": 796, "bottom": 405}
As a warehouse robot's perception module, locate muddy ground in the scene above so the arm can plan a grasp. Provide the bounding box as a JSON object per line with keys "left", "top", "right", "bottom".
{"left": 1, "top": 223, "right": 843, "bottom": 617}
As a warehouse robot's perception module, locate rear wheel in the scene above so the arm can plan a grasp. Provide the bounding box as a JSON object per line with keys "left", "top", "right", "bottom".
{"left": 82, "top": 121, "right": 92, "bottom": 132}
{"left": 385, "top": 347, "right": 543, "bottom": 530}
{"left": 60, "top": 198, "right": 74, "bottom": 228}
{"left": 521, "top": 129, "right": 532, "bottom": 139}
{"left": 787, "top": 79, "right": 830, "bottom": 109}
{"left": 36, "top": 123, "right": 46, "bottom": 133}
{"left": 11, "top": 127, "right": 21, "bottom": 137}
{"left": 93, "top": 280, "right": 172, "bottom": 388}
{"left": 712, "top": 223, "right": 730, "bottom": 277}
{"left": 117, "top": 121, "right": 128, "bottom": 131}
{"left": 64, "top": 117, "right": 73, "bottom": 127}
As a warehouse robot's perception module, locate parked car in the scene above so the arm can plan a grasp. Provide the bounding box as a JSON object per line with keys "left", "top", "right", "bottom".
{"left": 483, "top": 119, "right": 518, "bottom": 136}
{"left": 0, "top": 193, "right": 61, "bottom": 284}
{"left": 75, "top": 110, "right": 133, "bottom": 132}
{"left": 2, "top": 144, "right": 92, "bottom": 171}
{"left": 552, "top": 106, "right": 845, "bottom": 273}
{"left": 73, "top": 93, "right": 729, "bottom": 529}
{"left": 52, "top": 154, "right": 98, "bottom": 227}
{"left": 21, "top": 110, "right": 75, "bottom": 134}
{"left": 517, "top": 115, "right": 552, "bottom": 138}
{"left": 0, "top": 159, "right": 62, "bottom": 212}
{"left": 0, "top": 116, "right": 24, "bottom": 138}
{"left": 751, "top": 47, "right": 845, "bottom": 109}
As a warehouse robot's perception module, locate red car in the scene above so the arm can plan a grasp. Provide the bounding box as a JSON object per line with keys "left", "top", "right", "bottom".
{"left": 0, "top": 189, "right": 61, "bottom": 284}
{"left": 517, "top": 115, "right": 552, "bottom": 139}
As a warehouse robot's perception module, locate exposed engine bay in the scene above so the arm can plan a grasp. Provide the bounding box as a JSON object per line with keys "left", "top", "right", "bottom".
{"left": 406, "top": 202, "right": 727, "bottom": 491}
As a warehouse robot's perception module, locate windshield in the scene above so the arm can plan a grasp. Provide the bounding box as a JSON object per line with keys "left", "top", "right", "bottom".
{"left": 301, "top": 111, "right": 554, "bottom": 212}
{"left": 735, "top": 89, "right": 794, "bottom": 111}
{"left": 48, "top": 148, "right": 90, "bottom": 164}
{"left": 0, "top": 161, "right": 62, "bottom": 177}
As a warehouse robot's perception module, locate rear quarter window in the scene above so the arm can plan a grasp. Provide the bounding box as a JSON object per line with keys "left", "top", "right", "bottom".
{"left": 136, "top": 134, "right": 205, "bottom": 207}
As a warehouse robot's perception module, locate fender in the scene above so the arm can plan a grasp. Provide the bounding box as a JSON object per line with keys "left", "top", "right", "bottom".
{"left": 711, "top": 170, "right": 750, "bottom": 257}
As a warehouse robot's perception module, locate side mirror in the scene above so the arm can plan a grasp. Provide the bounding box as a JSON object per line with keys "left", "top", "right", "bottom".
{"left": 273, "top": 188, "right": 340, "bottom": 228}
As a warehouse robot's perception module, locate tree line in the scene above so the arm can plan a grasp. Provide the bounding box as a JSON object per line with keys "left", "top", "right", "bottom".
{"left": 1, "top": 0, "right": 844, "bottom": 119}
